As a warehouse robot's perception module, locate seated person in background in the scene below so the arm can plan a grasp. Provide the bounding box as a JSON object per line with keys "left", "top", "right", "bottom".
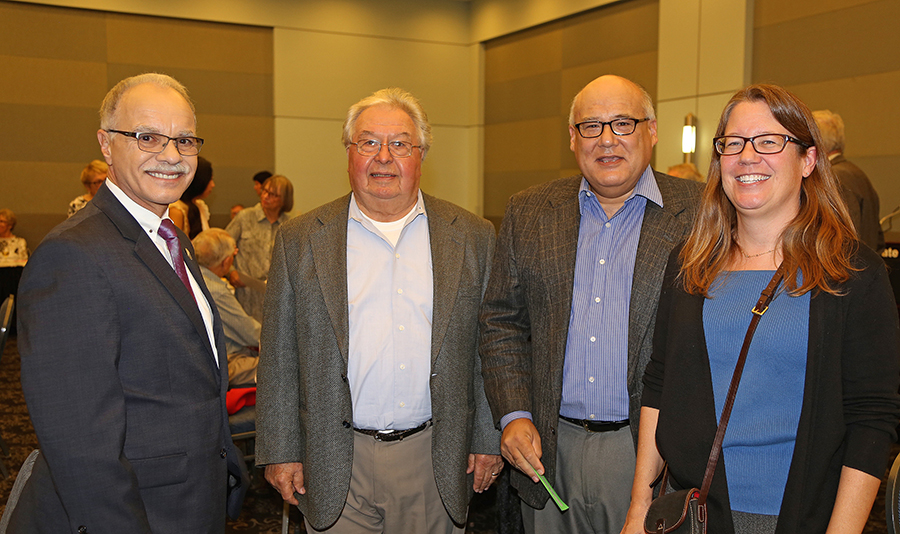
{"left": 193, "top": 228, "right": 260, "bottom": 387}
{"left": 68, "top": 159, "right": 108, "bottom": 217}
{"left": 0, "top": 209, "right": 28, "bottom": 268}
{"left": 170, "top": 156, "right": 215, "bottom": 239}
{"left": 666, "top": 162, "right": 704, "bottom": 182}
{"left": 230, "top": 204, "right": 244, "bottom": 220}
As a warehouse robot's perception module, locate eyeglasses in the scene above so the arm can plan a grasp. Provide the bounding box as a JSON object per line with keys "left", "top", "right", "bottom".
{"left": 261, "top": 188, "right": 281, "bottom": 199}
{"left": 350, "top": 139, "right": 420, "bottom": 158}
{"left": 107, "top": 129, "right": 204, "bottom": 156}
{"left": 713, "top": 134, "right": 811, "bottom": 156}
{"left": 574, "top": 118, "right": 650, "bottom": 138}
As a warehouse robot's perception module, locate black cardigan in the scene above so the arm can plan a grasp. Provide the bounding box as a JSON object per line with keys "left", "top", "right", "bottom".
{"left": 643, "top": 244, "right": 900, "bottom": 533}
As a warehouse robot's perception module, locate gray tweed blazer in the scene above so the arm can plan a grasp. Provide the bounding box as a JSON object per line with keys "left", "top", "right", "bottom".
{"left": 256, "top": 192, "right": 500, "bottom": 529}
{"left": 479, "top": 172, "right": 701, "bottom": 508}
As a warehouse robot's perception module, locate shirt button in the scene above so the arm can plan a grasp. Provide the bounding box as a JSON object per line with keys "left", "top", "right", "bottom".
{"left": 395, "top": 253, "right": 401, "bottom": 259}
{"left": 589, "top": 336, "right": 596, "bottom": 343}
{"left": 605, "top": 222, "right": 611, "bottom": 228}
{"left": 397, "top": 288, "right": 403, "bottom": 294}
{"left": 400, "top": 364, "right": 406, "bottom": 370}
{"left": 594, "top": 297, "right": 600, "bottom": 303}
{"left": 399, "top": 402, "right": 406, "bottom": 407}
{"left": 586, "top": 191, "right": 592, "bottom": 197}
{"left": 589, "top": 376, "right": 595, "bottom": 383}
{"left": 589, "top": 414, "right": 596, "bottom": 420}
{"left": 599, "top": 259, "right": 606, "bottom": 265}
{"left": 398, "top": 325, "right": 405, "bottom": 331}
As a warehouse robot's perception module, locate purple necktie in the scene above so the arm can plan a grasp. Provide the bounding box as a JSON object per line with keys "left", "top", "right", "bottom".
{"left": 158, "top": 219, "right": 196, "bottom": 301}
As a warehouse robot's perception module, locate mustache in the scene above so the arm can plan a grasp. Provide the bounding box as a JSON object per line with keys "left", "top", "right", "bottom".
{"left": 145, "top": 164, "right": 190, "bottom": 174}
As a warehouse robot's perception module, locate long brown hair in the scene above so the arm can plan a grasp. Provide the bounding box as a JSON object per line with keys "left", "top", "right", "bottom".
{"left": 679, "top": 84, "right": 857, "bottom": 297}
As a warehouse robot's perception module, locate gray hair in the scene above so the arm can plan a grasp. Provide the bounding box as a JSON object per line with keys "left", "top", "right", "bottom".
{"left": 99, "top": 73, "right": 195, "bottom": 130}
{"left": 0, "top": 209, "right": 16, "bottom": 231}
{"left": 192, "top": 228, "right": 236, "bottom": 269}
{"left": 812, "top": 109, "right": 845, "bottom": 154}
{"left": 341, "top": 88, "right": 433, "bottom": 160}
{"left": 568, "top": 77, "right": 656, "bottom": 126}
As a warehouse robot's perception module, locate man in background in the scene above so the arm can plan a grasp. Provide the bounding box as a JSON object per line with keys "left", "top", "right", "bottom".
{"left": 814, "top": 109, "right": 884, "bottom": 252}
{"left": 480, "top": 75, "right": 702, "bottom": 533}
{"left": 9, "top": 73, "right": 244, "bottom": 532}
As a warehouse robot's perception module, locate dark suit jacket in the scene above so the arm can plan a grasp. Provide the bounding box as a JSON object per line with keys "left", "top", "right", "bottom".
{"left": 832, "top": 154, "right": 884, "bottom": 252}
{"left": 10, "top": 185, "right": 243, "bottom": 534}
{"left": 479, "top": 172, "right": 702, "bottom": 508}
{"left": 644, "top": 245, "right": 900, "bottom": 533}
{"left": 255, "top": 193, "right": 500, "bottom": 530}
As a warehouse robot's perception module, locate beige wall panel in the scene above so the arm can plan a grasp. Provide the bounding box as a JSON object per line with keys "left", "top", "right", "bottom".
{"left": 418, "top": 125, "right": 481, "bottom": 214}
{"left": 484, "top": 169, "right": 562, "bottom": 216}
{"left": 105, "top": 14, "right": 273, "bottom": 74}
{"left": 561, "top": 0, "right": 658, "bottom": 69}
{"left": 0, "top": 55, "right": 107, "bottom": 107}
{"left": 0, "top": 1, "right": 106, "bottom": 61}
{"left": 471, "top": 0, "right": 621, "bottom": 42}
{"left": 694, "top": 93, "right": 733, "bottom": 175}
{"left": 484, "top": 27, "right": 562, "bottom": 84}
{"left": 753, "top": 0, "right": 899, "bottom": 87}
{"left": 657, "top": 0, "right": 700, "bottom": 100}
{"left": 655, "top": 92, "right": 731, "bottom": 177}
{"left": 275, "top": 117, "right": 351, "bottom": 214}
{"left": 560, "top": 51, "right": 658, "bottom": 111}
{"left": 274, "top": 29, "right": 473, "bottom": 126}
{"left": 786, "top": 70, "right": 900, "bottom": 158}
{"left": 2, "top": 161, "right": 84, "bottom": 217}
{"left": 697, "top": 0, "right": 752, "bottom": 94}
{"left": 11, "top": 0, "right": 471, "bottom": 44}
{"left": 754, "top": 0, "right": 882, "bottom": 27}
{"left": 484, "top": 117, "right": 561, "bottom": 174}
{"left": 193, "top": 114, "right": 274, "bottom": 168}
{"left": 853, "top": 155, "right": 900, "bottom": 221}
{"left": 0, "top": 103, "right": 103, "bottom": 163}
{"left": 485, "top": 72, "right": 561, "bottom": 124}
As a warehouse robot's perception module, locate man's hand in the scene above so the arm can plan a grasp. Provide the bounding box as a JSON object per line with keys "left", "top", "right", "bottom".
{"left": 467, "top": 453, "right": 505, "bottom": 493}
{"left": 228, "top": 270, "right": 246, "bottom": 288}
{"left": 500, "top": 418, "right": 543, "bottom": 483}
{"left": 264, "top": 462, "right": 305, "bottom": 505}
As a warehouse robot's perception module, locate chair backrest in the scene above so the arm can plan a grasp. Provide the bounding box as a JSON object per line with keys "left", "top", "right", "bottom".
{"left": 887, "top": 451, "right": 900, "bottom": 534}
{"left": 0, "top": 295, "right": 14, "bottom": 362}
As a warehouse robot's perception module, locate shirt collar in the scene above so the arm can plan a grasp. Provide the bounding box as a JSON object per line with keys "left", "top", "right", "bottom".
{"left": 348, "top": 190, "right": 427, "bottom": 227}
{"left": 105, "top": 179, "right": 170, "bottom": 237}
{"left": 578, "top": 165, "right": 663, "bottom": 210}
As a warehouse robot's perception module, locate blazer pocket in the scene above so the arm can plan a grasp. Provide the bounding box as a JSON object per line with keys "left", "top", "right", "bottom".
{"left": 131, "top": 452, "right": 189, "bottom": 489}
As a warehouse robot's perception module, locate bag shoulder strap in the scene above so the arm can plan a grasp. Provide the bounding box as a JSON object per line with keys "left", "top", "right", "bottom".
{"left": 697, "top": 266, "right": 784, "bottom": 505}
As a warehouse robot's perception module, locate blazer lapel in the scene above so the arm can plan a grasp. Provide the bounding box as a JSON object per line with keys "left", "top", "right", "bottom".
{"left": 310, "top": 197, "right": 351, "bottom": 365}
{"left": 542, "top": 181, "right": 581, "bottom": 362}
{"left": 426, "top": 196, "right": 465, "bottom": 365}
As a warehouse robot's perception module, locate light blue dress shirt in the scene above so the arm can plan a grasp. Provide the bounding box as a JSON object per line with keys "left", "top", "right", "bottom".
{"left": 346, "top": 192, "right": 434, "bottom": 431}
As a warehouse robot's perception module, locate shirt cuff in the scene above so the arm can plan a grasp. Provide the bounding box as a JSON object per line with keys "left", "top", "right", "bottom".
{"left": 500, "top": 411, "right": 533, "bottom": 431}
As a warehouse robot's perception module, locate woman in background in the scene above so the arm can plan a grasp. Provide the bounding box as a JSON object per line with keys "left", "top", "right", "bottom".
{"left": 67, "top": 160, "right": 108, "bottom": 217}
{"left": 170, "top": 156, "right": 214, "bottom": 239}
{"left": 225, "top": 174, "right": 294, "bottom": 321}
{"left": 621, "top": 84, "right": 900, "bottom": 534}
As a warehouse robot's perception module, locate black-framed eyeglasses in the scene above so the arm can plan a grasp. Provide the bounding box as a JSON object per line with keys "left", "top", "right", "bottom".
{"left": 350, "top": 139, "right": 421, "bottom": 158}
{"left": 713, "top": 134, "right": 811, "bottom": 156}
{"left": 574, "top": 118, "right": 650, "bottom": 138}
{"left": 107, "top": 129, "right": 204, "bottom": 156}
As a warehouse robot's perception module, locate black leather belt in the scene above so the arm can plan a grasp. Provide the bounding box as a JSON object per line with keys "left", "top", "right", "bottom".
{"left": 353, "top": 420, "right": 431, "bottom": 442}
{"left": 560, "top": 415, "right": 629, "bottom": 433}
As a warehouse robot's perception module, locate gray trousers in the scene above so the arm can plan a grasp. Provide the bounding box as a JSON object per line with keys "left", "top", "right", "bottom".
{"left": 522, "top": 418, "right": 636, "bottom": 534}
{"left": 307, "top": 424, "right": 464, "bottom": 534}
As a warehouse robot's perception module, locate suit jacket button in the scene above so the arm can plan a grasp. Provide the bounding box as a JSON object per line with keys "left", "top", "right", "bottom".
{"left": 78, "top": 527, "right": 88, "bottom": 534}
{"left": 342, "top": 421, "right": 351, "bottom": 428}
{"left": 220, "top": 448, "right": 227, "bottom": 458}
{"left": 341, "top": 374, "right": 348, "bottom": 382}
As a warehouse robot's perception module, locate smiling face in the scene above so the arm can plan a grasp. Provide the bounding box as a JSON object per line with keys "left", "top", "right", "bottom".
{"left": 720, "top": 100, "right": 816, "bottom": 225}
{"left": 97, "top": 83, "right": 197, "bottom": 217}
{"left": 568, "top": 76, "right": 657, "bottom": 206}
{"left": 347, "top": 104, "right": 422, "bottom": 222}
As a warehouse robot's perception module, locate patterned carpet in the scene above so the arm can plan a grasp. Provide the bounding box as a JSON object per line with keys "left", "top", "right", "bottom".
{"left": 0, "top": 335, "right": 893, "bottom": 533}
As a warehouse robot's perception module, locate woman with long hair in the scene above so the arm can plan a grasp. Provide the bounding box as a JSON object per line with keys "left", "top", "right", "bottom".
{"left": 621, "top": 84, "right": 900, "bottom": 533}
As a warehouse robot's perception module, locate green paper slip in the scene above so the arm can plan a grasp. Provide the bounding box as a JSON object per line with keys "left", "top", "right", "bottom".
{"left": 530, "top": 464, "right": 568, "bottom": 511}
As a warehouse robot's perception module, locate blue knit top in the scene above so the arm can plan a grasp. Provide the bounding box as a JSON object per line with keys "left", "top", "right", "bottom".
{"left": 703, "top": 270, "right": 809, "bottom": 515}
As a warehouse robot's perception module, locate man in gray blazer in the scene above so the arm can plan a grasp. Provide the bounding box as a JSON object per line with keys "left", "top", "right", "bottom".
{"left": 8, "top": 73, "right": 245, "bottom": 533}
{"left": 813, "top": 109, "right": 884, "bottom": 252}
{"left": 480, "top": 75, "right": 702, "bottom": 533}
{"left": 256, "top": 88, "right": 502, "bottom": 533}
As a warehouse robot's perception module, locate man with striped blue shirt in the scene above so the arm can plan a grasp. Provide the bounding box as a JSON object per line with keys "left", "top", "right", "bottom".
{"left": 480, "top": 75, "right": 702, "bottom": 533}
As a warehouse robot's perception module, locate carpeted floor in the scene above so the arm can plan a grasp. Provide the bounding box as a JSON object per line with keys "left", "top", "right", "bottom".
{"left": 0, "top": 335, "right": 894, "bottom": 533}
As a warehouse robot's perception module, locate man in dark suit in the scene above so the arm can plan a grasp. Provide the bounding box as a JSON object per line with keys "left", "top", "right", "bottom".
{"left": 480, "top": 75, "right": 702, "bottom": 533}
{"left": 256, "top": 88, "right": 502, "bottom": 533}
{"left": 9, "top": 73, "right": 245, "bottom": 533}
{"left": 813, "top": 109, "right": 884, "bottom": 252}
